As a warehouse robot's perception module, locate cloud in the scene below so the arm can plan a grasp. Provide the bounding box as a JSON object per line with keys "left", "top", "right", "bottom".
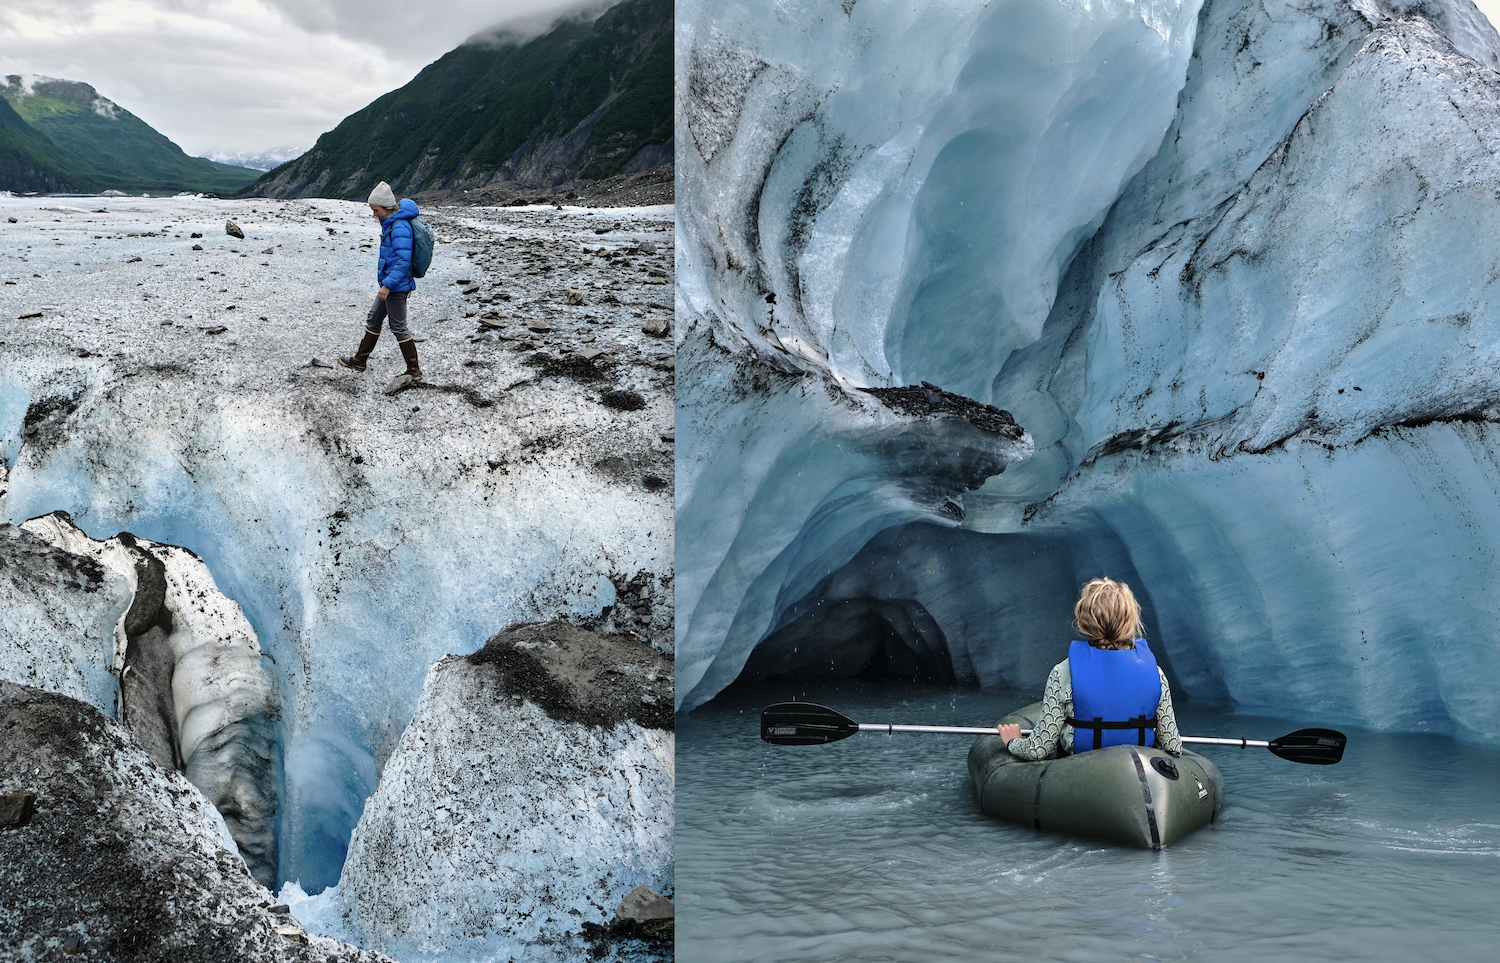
{"left": 255, "top": 0, "right": 619, "bottom": 54}
{"left": 0, "top": 0, "right": 614, "bottom": 156}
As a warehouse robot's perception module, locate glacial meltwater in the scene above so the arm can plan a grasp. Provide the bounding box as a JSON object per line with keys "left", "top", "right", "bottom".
{"left": 677, "top": 683, "right": 1500, "bottom": 962}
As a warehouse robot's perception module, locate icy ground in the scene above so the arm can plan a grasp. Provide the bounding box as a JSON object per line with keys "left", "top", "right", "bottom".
{"left": 0, "top": 193, "right": 675, "bottom": 893}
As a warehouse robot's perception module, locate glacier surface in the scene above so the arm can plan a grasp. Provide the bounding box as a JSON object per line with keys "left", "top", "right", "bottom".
{"left": 0, "top": 194, "right": 675, "bottom": 899}
{"left": 677, "top": 0, "right": 1500, "bottom": 744}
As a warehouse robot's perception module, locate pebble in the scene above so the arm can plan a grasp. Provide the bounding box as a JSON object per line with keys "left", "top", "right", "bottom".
{"left": 525, "top": 320, "right": 553, "bottom": 333}
{"left": 578, "top": 347, "right": 604, "bottom": 360}
{"left": 0, "top": 791, "right": 36, "bottom": 827}
{"left": 262, "top": 247, "right": 274, "bottom": 255}
{"left": 273, "top": 925, "right": 307, "bottom": 943}
{"left": 642, "top": 316, "right": 670, "bottom": 337}
{"left": 615, "top": 885, "right": 674, "bottom": 923}
{"left": 566, "top": 288, "right": 585, "bottom": 305}
{"left": 225, "top": 220, "right": 244, "bottom": 239}
{"left": 18, "top": 310, "right": 42, "bottom": 319}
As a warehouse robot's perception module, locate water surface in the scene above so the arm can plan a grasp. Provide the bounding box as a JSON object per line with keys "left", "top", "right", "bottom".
{"left": 678, "top": 683, "right": 1499, "bottom": 962}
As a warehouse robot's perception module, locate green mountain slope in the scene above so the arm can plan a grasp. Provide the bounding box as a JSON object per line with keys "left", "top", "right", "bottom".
{"left": 245, "top": 0, "right": 670, "bottom": 200}
{"left": 0, "top": 75, "right": 259, "bottom": 194}
{"left": 0, "top": 94, "right": 82, "bottom": 192}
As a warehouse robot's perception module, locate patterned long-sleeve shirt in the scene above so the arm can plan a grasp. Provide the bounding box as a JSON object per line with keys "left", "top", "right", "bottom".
{"left": 1005, "top": 659, "right": 1183, "bottom": 760}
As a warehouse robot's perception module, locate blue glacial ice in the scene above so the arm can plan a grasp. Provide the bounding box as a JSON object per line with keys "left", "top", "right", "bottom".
{"left": 677, "top": 0, "right": 1500, "bottom": 745}
{"left": 0, "top": 195, "right": 676, "bottom": 917}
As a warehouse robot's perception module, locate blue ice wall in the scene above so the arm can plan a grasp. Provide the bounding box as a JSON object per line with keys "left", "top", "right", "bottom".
{"left": 677, "top": 0, "right": 1500, "bottom": 744}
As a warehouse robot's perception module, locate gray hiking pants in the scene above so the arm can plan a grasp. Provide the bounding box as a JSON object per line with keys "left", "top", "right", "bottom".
{"left": 365, "top": 291, "right": 412, "bottom": 341}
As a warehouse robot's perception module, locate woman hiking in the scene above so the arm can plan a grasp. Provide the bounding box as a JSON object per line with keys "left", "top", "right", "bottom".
{"left": 339, "top": 181, "right": 422, "bottom": 384}
{"left": 997, "top": 577, "right": 1183, "bottom": 759}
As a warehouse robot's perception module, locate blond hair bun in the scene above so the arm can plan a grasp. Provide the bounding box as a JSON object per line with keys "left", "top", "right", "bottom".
{"left": 1074, "top": 577, "right": 1144, "bottom": 648}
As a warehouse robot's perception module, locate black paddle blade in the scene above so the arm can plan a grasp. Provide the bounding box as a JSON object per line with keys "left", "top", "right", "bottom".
{"left": 1268, "top": 728, "right": 1347, "bottom": 765}
{"left": 760, "top": 703, "right": 860, "bottom": 746}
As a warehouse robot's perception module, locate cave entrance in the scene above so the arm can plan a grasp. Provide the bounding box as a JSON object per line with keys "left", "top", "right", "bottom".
{"left": 735, "top": 596, "right": 961, "bottom": 686}
{"left": 722, "top": 520, "right": 1200, "bottom": 699}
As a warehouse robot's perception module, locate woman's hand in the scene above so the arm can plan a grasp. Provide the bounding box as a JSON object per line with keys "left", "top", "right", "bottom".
{"left": 996, "top": 723, "right": 1022, "bottom": 742}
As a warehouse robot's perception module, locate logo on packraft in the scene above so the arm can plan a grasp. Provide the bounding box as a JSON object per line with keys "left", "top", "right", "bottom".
{"left": 410, "top": 216, "right": 435, "bottom": 278}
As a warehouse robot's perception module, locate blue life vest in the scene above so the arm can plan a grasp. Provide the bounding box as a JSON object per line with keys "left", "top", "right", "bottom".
{"left": 1066, "top": 639, "right": 1162, "bottom": 752}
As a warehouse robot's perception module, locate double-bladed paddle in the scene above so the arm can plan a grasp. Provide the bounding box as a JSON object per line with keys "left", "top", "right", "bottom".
{"left": 759, "top": 702, "right": 1347, "bottom": 765}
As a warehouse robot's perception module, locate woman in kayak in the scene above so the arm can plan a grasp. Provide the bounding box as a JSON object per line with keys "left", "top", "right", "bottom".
{"left": 997, "top": 577, "right": 1183, "bottom": 759}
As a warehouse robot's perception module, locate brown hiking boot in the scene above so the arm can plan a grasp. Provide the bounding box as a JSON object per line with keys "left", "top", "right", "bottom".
{"left": 397, "top": 337, "right": 423, "bottom": 382}
{"left": 338, "top": 329, "right": 380, "bottom": 371}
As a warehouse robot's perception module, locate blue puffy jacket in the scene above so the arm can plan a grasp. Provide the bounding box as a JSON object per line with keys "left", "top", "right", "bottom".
{"left": 378, "top": 198, "right": 419, "bottom": 293}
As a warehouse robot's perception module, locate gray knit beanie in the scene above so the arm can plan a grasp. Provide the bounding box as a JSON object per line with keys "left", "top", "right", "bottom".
{"left": 368, "top": 181, "right": 397, "bottom": 207}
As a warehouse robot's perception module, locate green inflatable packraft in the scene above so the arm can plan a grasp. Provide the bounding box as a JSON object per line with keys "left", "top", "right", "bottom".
{"left": 968, "top": 702, "right": 1224, "bottom": 849}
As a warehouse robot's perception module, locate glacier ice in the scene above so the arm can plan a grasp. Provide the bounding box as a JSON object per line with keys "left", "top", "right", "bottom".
{"left": 1, "top": 523, "right": 128, "bottom": 712}
{"left": 674, "top": 335, "right": 1031, "bottom": 709}
{"left": 678, "top": 0, "right": 1204, "bottom": 398}
{"left": 5, "top": 512, "right": 281, "bottom": 887}
{"left": 678, "top": 0, "right": 1500, "bottom": 744}
{"left": 324, "top": 623, "right": 674, "bottom": 962}
{"left": 1, "top": 195, "right": 675, "bottom": 897}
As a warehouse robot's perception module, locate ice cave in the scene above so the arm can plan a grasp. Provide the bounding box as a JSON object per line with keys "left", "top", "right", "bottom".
{"left": 676, "top": 0, "right": 1500, "bottom": 957}
{"left": 677, "top": 0, "right": 1500, "bottom": 744}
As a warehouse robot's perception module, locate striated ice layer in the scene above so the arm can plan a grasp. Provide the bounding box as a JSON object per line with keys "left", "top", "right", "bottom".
{"left": 677, "top": 0, "right": 1203, "bottom": 399}
{"left": 14, "top": 512, "right": 282, "bottom": 886}
{"left": 678, "top": 0, "right": 1500, "bottom": 744}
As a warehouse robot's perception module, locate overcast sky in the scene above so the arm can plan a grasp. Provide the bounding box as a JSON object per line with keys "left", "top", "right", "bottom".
{"left": 0, "top": 0, "right": 615, "bottom": 160}
{"left": 7, "top": 0, "right": 1500, "bottom": 162}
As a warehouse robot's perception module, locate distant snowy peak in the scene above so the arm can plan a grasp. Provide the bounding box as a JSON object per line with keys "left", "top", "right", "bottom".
{"left": 198, "top": 147, "right": 309, "bottom": 172}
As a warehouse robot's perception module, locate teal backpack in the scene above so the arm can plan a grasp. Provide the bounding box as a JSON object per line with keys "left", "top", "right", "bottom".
{"left": 409, "top": 216, "right": 435, "bottom": 278}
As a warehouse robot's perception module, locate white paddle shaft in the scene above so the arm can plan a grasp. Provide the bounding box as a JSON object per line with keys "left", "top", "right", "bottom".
{"left": 856, "top": 722, "right": 1270, "bottom": 747}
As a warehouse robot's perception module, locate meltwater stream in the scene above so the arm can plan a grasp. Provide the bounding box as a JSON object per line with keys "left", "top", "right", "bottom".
{"left": 678, "top": 683, "right": 1499, "bottom": 962}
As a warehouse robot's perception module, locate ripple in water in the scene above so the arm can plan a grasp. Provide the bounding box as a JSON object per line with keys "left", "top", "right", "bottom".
{"left": 678, "top": 683, "right": 1500, "bottom": 962}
